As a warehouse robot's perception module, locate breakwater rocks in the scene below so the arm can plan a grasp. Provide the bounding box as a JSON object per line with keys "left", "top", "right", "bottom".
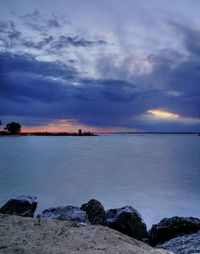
{"left": 0, "top": 195, "right": 37, "bottom": 218}
{"left": 39, "top": 206, "right": 89, "bottom": 226}
{"left": 157, "top": 231, "right": 200, "bottom": 254}
{"left": 81, "top": 199, "right": 107, "bottom": 225}
{"left": 106, "top": 206, "right": 148, "bottom": 241}
{"left": 149, "top": 216, "right": 200, "bottom": 246}
{"left": 0, "top": 196, "right": 200, "bottom": 254}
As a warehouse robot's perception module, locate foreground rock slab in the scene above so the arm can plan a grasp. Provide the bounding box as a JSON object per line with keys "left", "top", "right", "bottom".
{"left": 106, "top": 206, "right": 148, "bottom": 241}
{"left": 0, "top": 195, "right": 37, "bottom": 217}
{"left": 157, "top": 231, "right": 200, "bottom": 254}
{"left": 149, "top": 216, "right": 200, "bottom": 246}
{"left": 0, "top": 214, "right": 173, "bottom": 254}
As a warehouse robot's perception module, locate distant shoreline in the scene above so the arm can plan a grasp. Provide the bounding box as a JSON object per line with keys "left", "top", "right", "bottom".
{"left": 0, "top": 131, "right": 199, "bottom": 136}
{"left": 0, "top": 131, "right": 96, "bottom": 136}
{"left": 104, "top": 131, "right": 200, "bottom": 135}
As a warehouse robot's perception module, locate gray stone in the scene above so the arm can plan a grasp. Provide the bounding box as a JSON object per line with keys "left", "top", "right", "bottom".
{"left": 81, "top": 199, "right": 107, "bottom": 225}
{"left": 39, "top": 206, "right": 89, "bottom": 226}
{"left": 0, "top": 195, "right": 37, "bottom": 218}
{"left": 106, "top": 206, "right": 148, "bottom": 241}
{"left": 157, "top": 230, "right": 200, "bottom": 254}
{"left": 149, "top": 216, "right": 200, "bottom": 246}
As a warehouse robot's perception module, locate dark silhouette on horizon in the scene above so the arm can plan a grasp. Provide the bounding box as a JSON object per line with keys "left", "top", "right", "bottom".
{"left": 4, "top": 122, "right": 21, "bottom": 134}
{"left": 0, "top": 123, "right": 94, "bottom": 136}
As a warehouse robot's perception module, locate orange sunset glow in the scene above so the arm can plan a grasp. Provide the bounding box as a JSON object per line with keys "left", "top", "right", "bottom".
{"left": 21, "top": 119, "right": 117, "bottom": 133}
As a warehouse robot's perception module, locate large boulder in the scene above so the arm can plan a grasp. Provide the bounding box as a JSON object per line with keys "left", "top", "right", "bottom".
{"left": 149, "top": 216, "right": 200, "bottom": 246}
{"left": 157, "top": 231, "right": 200, "bottom": 254}
{"left": 39, "top": 206, "right": 89, "bottom": 226}
{"left": 0, "top": 195, "right": 37, "bottom": 218}
{"left": 106, "top": 206, "right": 148, "bottom": 241}
{"left": 81, "top": 199, "right": 107, "bottom": 225}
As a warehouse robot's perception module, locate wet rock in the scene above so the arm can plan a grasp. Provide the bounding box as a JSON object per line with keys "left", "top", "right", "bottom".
{"left": 149, "top": 216, "right": 200, "bottom": 246}
{"left": 157, "top": 230, "right": 200, "bottom": 254}
{"left": 106, "top": 206, "right": 148, "bottom": 241}
{"left": 39, "top": 206, "right": 89, "bottom": 226}
{"left": 81, "top": 199, "right": 107, "bottom": 225}
{"left": 0, "top": 195, "right": 37, "bottom": 218}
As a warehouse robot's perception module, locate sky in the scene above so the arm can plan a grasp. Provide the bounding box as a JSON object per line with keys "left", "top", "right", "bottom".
{"left": 0, "top": 0, "right": 200, "bottom": 132}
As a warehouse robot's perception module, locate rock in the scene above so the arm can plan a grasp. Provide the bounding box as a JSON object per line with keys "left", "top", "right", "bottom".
{"left": 0, "top": 195, "right": 37, "bottom": 218}
{"left": 157, "top": 231, "right": 200, "bottom": 254}
{"left": 106, "top": 206, "right": 148, "bottom": 241}
{"left": 39, "top": 206, "right": 89, "bottom": 226}
{"left": 0, "top": 214, "right": 174, "bottom": 254}
{"left": 81, "top": 199, "right": 107, "bottom": 225}
{"left": 149, "top": 216, "right": 200, "bottom": 246}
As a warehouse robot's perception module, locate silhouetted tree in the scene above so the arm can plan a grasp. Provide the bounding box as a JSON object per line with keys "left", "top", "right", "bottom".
{"left": 4, "top": 122, "right": 21, "bottom": 134}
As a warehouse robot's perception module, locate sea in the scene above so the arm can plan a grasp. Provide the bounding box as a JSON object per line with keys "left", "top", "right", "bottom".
{"left": 0, "top": 134, "right": 199, "bottom": 228}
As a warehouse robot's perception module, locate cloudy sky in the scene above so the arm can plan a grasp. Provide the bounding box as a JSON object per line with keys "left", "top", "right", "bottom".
{"left": 0, "top": 0, "right": 200, "bottom": 132}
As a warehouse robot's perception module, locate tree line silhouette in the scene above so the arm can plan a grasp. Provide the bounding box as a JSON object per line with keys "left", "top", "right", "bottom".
{"left": 0, "top": 121, "right": 94, "bottom": 136}
{"left": 0, "top": 121, "right": 21, "bottom": 135}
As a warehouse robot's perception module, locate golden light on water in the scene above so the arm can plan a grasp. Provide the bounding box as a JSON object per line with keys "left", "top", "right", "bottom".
{"left": 147, "top": 109, "right": 179, "bottom": 119}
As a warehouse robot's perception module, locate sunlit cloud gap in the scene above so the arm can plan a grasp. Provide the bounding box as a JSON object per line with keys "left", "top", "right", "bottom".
{"left": 147, "top": 109, "right": 179, "bottom": 119}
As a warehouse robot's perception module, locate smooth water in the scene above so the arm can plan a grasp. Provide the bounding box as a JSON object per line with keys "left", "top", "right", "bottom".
{"left": 0, "top": 134, "right": 200, "bottom": 228}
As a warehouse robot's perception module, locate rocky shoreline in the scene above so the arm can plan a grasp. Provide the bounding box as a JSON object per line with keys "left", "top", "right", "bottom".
{"left": 0, "top": 196, "right": 200, "bottom": 254}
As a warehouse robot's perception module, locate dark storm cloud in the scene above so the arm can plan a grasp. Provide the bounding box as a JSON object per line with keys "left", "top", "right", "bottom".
{"left": 171, "top": 22, "right": 200, "bottom": 57}
{"left": 0, "top": 16, "right": 107, "bottom": 52}
{"left": 21, "top": 11, "right": 65, "bottom": 31}
{"left": 143, "top": 25, "right": 200, "bottom": 119}
{"left": 0, "top": 52, "right": 78, "bottom": 79}
{"left": 0, "top": 51, "right": 148, "bottom": 123}
{"left": 0, "top": 19, "right": 200, "bottom": 131}
{"left": 20, "top": 11, "right": 108, "bottom": 49}
{"left": 22, "top": 36, "right": 54, "bottom": 50}
{"left": 21, "top": 36, "right": 107, "bottom": 51}
{"left": 0, "top": 20, "right": 16, "bottom": 33}
{"left": 51, "top": 36, "right": 107, "bottom": 49}
{"left": 1, "top": 50, "right": 189, "bottom": 131}
{"left": 0, "top": 20, "right": 21, "bottom": 48}
{"left": 95, "top": 24, "right": 200, "bottom": 123}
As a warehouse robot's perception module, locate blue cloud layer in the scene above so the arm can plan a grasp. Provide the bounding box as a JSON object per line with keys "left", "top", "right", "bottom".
{"left": 0, "top": 7, "right": 200, "bottom": 131}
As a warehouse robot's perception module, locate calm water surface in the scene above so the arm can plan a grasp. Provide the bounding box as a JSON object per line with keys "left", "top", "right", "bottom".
{"left": 0, "top": 134, "right": 200, "bottom": 227}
